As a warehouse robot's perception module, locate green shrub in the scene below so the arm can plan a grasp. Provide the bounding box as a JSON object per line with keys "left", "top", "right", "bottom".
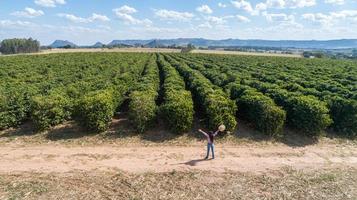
{"left": 286, "top": 95, "right": 332, "bottom": 135}
{"left": 166, "top": 56, "right": 237, "bottom": 131}
{"left": 352, "top": 93, "right": 357, "bottom": 101}
{"left": 30, "top": 92, "right": 72, "bottom": 130}
{"left": 129, "top": 91, "right": 158, "bottom": 133}
{"left": 128, "top": 55, "right": 160, "bottom": 133}
{"left": 205, "top": 92, "right": 237, "bottom": 131}
{"left": 161, "top": 90, "right": 194, "bottom": 133}
{"left": 158, "top": 55, "right": 194, "bottom": 133}
{"left": 226, "top": 82, "right": 251, "bottom": 99}
{"left": 0, "top": 89, "right": 34, "bottom": 129}
{"left": 328, "top": 96, "right": 357, "bottom": 137}
{"left": 77, "top": 89, "right": 119, "bottom": 132}
{"left": 262, "top": 88, "right": 290, "bottom": 107}
{"left": 238, "top": 90, "right": 286, "bottom": 137}
{"left": 256, "top": 87, "right": 332, "bottom": 135}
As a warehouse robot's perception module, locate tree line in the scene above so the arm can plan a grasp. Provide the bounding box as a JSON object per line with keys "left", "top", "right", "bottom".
{"left": 0, "top": 38, "right": 40, "bottom": 55}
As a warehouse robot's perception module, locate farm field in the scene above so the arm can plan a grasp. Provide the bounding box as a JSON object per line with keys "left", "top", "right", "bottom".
{"left": 0, "top": 52, "right": 357, "bottom": 199}
{"left": 1, "top": 52, "right": 357, "bottom": 137}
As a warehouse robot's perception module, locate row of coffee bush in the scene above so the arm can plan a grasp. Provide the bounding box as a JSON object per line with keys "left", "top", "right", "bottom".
{"left": 157, "top": 54, "right": 194, "bottom": 133}
{"left": 128, "top": 55, "right": 160, "bottom": 133}
{"left": 0, "top": 85, "right": 37, "bottom": 129}
{"left": 226, "top": 83, "right": 286, "bottom": 137}
{"left": 165, "top": 55, "right": 237, "bottom": 131}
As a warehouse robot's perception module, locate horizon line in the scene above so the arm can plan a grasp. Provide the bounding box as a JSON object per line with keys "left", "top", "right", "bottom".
{"left": 43, "top": 37, "right": 357, "bottom": 46}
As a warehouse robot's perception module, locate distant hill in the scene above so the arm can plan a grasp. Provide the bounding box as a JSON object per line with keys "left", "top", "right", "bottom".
{"left": 144, "top": 40, "right": 165, "bottom": 48}
{"left": 49, "top": 40, "right": 77, "bottom": 48}
{"left": 107, "top": 38, "right": 357, "bottom": 49}
{"left": 108, "top": 40, "right": 151, "bottom": 47}
{"left": 92, "top": 42, "right": 105, "bottom": 48}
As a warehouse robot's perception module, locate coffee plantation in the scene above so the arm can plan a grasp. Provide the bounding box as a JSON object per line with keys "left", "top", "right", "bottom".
{"left": 0, "top": 52, "right": 356, "bottom": 137}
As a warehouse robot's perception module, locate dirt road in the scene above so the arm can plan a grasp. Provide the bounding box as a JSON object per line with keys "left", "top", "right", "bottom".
{"left": 1, "top": 144, "right": 356, "bottom": 174}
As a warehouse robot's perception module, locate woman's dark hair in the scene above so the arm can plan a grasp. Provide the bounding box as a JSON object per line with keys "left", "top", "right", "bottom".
{"left": 209, "top": 131, "right": 214, "bottom": 135}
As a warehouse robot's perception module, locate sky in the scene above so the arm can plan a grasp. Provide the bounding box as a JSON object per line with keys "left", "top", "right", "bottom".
{"left": 0, "top": 0, "right": 357, "bottom": 45}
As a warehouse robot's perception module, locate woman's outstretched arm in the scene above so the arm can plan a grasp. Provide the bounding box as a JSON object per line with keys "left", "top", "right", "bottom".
{"left": 198, "top": 129, "right": 209, "bottom": 137}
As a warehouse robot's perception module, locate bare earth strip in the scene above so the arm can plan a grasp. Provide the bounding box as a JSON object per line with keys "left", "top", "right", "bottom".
{"left": 0, "top": 122, "right": 355, "bottom": 199}
{"left": 0, "top": 144, "right": 356, "bottom": 174}
{"left": 0, "top": 140, "right": 356, "bottom": 199}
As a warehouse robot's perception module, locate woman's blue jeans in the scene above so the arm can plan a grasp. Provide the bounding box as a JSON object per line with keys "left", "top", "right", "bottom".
{"left": 206, "top": 143, "right": 215, "bottom": 159}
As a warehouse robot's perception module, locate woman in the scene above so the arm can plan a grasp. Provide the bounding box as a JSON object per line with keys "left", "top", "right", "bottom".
{"left": 198, "top": 129, "right": 220, "bottom": 159}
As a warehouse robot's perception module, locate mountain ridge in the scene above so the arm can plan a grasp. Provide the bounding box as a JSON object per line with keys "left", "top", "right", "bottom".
{"left": 48, "top": 38, "right": 357, "bottom": 49}
{"left": 49, "top": 40, "right": 77, "bottom": 48}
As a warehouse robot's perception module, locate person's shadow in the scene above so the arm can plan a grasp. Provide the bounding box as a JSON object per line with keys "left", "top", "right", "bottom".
{"left": 180, "top": 158, "right": 212, "bottom": 166}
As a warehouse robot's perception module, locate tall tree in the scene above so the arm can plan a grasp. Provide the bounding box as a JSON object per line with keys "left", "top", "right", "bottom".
{"left": 0, "top": 38, "right": 40, "bottom": 55}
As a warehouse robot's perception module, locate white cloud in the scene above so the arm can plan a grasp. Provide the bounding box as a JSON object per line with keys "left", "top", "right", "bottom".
{"left": 218, "top": 3, "right": 227, "bottom": 8}
{"left": 302, "top": 13, "right": 316, "bottom": 20}
{"left": 155, "top": 9, "right": 194, "bottom": 21}
{"left": 302, "top": 13, "right": 334, "bottom": 26}
{"left": 198, "top": 22, "right": 213, "bottom": 29}
{"left": 196, "top": 5, "right": 213, "bottom": 14}
{"left": 34, "top": 0, "right": 66, "bottom": 7}
{"left": 118, "top": 13, "right": 152, "bottom": 26}
{"left": 236, "top": 15, "right": 250, "bottom": 22}
{"left": 261, "top": 12, "right": 303, "bottom": 34}
{"left": 58, "top": 14, "right": 87, "bottom": 23}
{"left": 0, "top": 20, "right": 35, "bottom": 29}
{"left": 302, "top": 10, "right": 357, "bottom": 26}
{"left": 90, "top": 13, "right": 110, "bottom": 22}
{"left": 289, "top": 0, "right": 316, "bottom": 8}
{"left": 263, "top": 0, "right": 316, "bottom": 9}
{"left": 325, "top": 0, "right": 344, "bottom": 5}
{"left": 58, "top": 13, "right": 110, "bottom": 23}
{"left": 11, "top": 7, "right": 44, "bottom": 18}
{"left": 255, "top": 3, "right": 268, "bottom": 11}
{"left": 207, "top": 16, "right": 227, "bottom": 25}
{"left": 114, "top": 5, "right": 137, "bottom": 14}
{"left": 231, "top": 0, "right": 258, "bottom": 15}
{"left": 113, "top": 7, "right": 152, "bottom": 26}
{"left": 263, "top": 12, "right": 295, "bottom": 22}
{"left": 197, "top": 14, "right": 245, "bottom": 31}
{"left": 198, "top": 15, "right": 235, "bottom": 29}
{"left": 331, "top": 10, "right": 357, "bottom": 18}
{"left": 266, "top": 0, "right": 286, "bottom": 8}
